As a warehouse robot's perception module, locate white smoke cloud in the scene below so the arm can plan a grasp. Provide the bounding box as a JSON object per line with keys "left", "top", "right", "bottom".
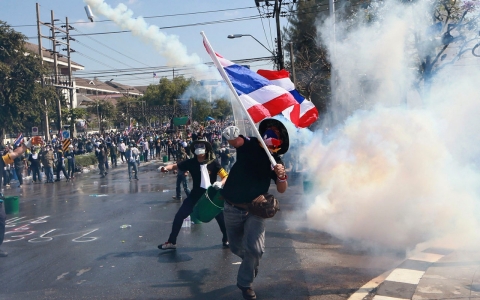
{"left": 84, "top": 0, "right": 206, "bottom": 72}
{"left": 301, "top": 0, "right": 480, "bottom": 250}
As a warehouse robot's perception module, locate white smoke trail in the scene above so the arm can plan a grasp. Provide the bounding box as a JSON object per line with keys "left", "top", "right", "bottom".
{"left": 84, "top": 0, "right": 207, "bottom": 72}
{"left": 301, "top": 0, "right": 480, "bottom": 250}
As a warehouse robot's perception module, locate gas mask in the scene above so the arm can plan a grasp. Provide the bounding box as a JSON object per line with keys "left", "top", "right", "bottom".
{"left": 194, "top": 148, "right": 206, "bottom": 155}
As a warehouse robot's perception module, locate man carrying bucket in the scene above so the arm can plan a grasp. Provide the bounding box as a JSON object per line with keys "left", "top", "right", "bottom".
{"left": 0, "top": 136, "right": 44, "bottom": 257}
{"left": 220, "top": 118, "right": 289, "bottom": 300}
{"left": 158, "top": 139, "right": 229, "bottom": 250}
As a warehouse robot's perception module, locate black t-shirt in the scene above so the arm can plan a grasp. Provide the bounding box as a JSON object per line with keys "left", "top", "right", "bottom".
{"left": 177, "top": 157, "right": 222, "bottom": 201}
{"left": 221, "top": 136, "right": 281, "bottom": 204}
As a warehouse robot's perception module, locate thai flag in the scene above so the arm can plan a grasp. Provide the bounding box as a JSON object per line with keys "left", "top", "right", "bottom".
{"left": 137, "top": 135, "right": 144, "bottom": 144}
{"left": 203, "top": 37, "right": 300, "bottom": 125}
{"left": 257, "top": 69, "right": 318, "bottom": 128}
{"left": 126, "top": 123, "right": 133, "bottom": 134}
{"left": 13, "top": 133, "right": 23, "bottom": 147}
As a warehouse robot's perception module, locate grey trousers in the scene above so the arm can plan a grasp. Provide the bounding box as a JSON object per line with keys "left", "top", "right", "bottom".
{"left": 223, "top": 201, "right": 265, "bottom": 288}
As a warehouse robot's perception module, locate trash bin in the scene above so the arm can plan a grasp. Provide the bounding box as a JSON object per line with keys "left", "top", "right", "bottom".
{"left": 140, "top": 154, "right": 144, "bottom": 162}
{"left": 163, "top": 155, "right": 168, "bottom": 163}
{"left": 4, "top": 196, "right": 19, "bottom": 214}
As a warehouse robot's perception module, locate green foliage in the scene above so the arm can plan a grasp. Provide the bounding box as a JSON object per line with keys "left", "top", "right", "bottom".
{"left": 73, "top": 153, "right": 98, "bottom": 168}
{"left": 141, "top": 76, "right": 195, "bottom": 106}
{"left": 212, "top": 98, "right": 232, "bottom": 120}
{"left": 86, "top": 100, "right": 116, "bottom": 129}
{"left": 0, "top": 21, "right": 55, "bottom": 137}
{"left": 192, "top": 99, "right": 212, "bottom": 122}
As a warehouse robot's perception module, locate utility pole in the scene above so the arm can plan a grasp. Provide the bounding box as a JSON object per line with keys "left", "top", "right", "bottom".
{"left": 289, "top": 42, "right": 297, "bottom": 87}
{"left": 36, "top": 3, "right": 50, "bottom": 142}
{"left": 274, "top": 0, "right": 284, "bottom": 70}
{"left": 255, "top": 0, "right": 286, "bottom": 70}
{"left": 51, "top": 10, "right": 62, "bottom": 132}
{"left": 37, "top": 4, "right": 76, "bottom": 139}
{"left": 65, "top": 17, "right": 75, "bottom": 138}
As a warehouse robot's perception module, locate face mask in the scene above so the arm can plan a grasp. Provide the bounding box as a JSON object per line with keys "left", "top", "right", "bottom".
{"left": 194, "top": 148, "right": 206, "bottom": 155}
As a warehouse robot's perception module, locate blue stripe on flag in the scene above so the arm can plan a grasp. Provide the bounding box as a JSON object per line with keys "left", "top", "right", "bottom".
{"left": 223, "top": 64, "right": 270, "bottom": 95}
{"left": 289, "top": 89, "right": 305, "bottom": 105}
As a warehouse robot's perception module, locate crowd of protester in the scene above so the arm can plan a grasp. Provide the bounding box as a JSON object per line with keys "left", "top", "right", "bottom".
{"left": 0, "top": 120, "right": 238, "bottom": 189}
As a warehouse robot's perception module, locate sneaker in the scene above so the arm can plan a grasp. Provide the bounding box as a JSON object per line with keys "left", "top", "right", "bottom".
{"left": 0, "top": 249, "right": 8, "bottom": 257}
{"left": 135, "top": 177, "right": 139, "bottom": 180}
{"left": 18, "top": 185, "right": 22, "bottom": 188}
{"left": 172, "top": 196, "right": 181, "bottom": 201}
{"left": 158, "top": 242, "right": 176, "bottom": 250}
{"left": 237, "top": 284, "right": 256, "bottom": 300}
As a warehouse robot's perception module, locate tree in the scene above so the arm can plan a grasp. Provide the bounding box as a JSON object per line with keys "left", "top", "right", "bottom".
{"left": 356, "top": 0, "right": 480, "bottom": 97}
{"left": 192, "top": 100, "right": 212, "bottom": 122}
{"left": 86, "top": 101, "right": 116, "bottom": 131}
{"left": 283, "top": 0, "right": 332, "bottom": 118}
{"left": 0, "top": 21, "right": 56, "bottom": 142}
{"left": 141, "top": 76, "right": 196, "bottom": 106}
{"left": 212, "top": 98, "right": 232, "bottom": 121}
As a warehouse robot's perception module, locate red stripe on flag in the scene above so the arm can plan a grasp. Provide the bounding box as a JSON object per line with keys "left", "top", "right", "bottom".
{"left": 246, "top": 105, "right": 272, "bottom": 123}
{"left": 288, "top": 104, "right": 300, "bottom": 126}
{"left": 257, "top": 69, "right": 290, "bottom": 81}
{"left": 298, "top": 109, "right": 318, "bottom": 128}
{"left": 262, "top": 93, "right": 299, "bottom": 117}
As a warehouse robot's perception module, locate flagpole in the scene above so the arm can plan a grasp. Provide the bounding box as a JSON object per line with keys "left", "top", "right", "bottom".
{"left": 201, "top": 31, "right": 277, "bottom": 166}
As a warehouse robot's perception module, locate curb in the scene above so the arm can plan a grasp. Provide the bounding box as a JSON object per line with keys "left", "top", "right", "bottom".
{"left": 348, "top": 248, "right": 454, "bottom": 300}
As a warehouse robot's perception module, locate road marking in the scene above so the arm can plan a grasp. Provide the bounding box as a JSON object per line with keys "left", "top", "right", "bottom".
{"left": 385, "top": 268, "right": 425, "bottom": 285}
{"left": 373, "top": 295, "right": 409, "bottom": 300}
{"left": 56, "top": 272, "right": 69, "bottom": 280}
{"left": 348, "top": 270, "right": 393, "bottom": 300}
{"left": 77, "top": 268, "right": 91, "bottom": 276}
{"left": 408, "top": 252, "right": 444, "bottom": 263}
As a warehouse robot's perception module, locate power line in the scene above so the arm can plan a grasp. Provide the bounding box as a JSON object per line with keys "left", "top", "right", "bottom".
{"left": 10, "top": 6, "right": 258, "bottom": 28}
{"left": 73, "top": 26, "right": 152, "bottom": 68}
{"left": 27, "top": 15, "right": 262, "bottom": 39}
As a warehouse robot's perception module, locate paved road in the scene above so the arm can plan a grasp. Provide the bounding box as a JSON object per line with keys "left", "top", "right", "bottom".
{"left": 0, "top": 159, "right": 404, "bottom": 300}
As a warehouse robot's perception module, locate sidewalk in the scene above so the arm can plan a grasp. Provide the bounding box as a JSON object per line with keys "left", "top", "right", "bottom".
{"left": 359, "top": 248, "right": 480, "bottom": 300}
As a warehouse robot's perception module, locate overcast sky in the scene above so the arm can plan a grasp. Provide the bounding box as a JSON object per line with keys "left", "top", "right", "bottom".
{"left": 0, "top": 0, "right": 287, "bottom": 86}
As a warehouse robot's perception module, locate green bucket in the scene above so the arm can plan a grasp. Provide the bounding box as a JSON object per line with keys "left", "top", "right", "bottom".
{"left": 140, "top": 154, "right": 144, "bottom": 162}
{"left": 4, "top": 196, "right": 19, "bottom": 214}
{"left": 163, "top": 155, "right": 168, "bottom": 163}
{"left": 191, "top": 186, "right": 224, "bottom": 223}
{"left": 190, "top": 214, "right": 203, "bottom": 224}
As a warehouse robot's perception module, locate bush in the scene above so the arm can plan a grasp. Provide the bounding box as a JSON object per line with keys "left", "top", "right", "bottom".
{"left": 73, "top": 153, "right": 98, "bottom": 168}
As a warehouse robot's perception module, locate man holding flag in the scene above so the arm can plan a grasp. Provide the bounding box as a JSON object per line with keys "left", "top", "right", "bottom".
{"left": 202, "top": 32, "right": 295, "bottom": 300}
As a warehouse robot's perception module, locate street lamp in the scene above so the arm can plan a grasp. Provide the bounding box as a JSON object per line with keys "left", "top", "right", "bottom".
{"left": 227, "top": 34, "right": 276, "bottom": 57}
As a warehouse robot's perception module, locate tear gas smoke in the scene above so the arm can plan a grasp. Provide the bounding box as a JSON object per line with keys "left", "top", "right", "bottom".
{"left": 302, "top": 0, "right": 480, "bottom": 250}
{"left": 84, "top": 0, "right": 208, "bottom": 74}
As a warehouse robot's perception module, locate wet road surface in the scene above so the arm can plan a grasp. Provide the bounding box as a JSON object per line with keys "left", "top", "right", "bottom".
{"left": 0, "top": 160, "right": 404, "bottom": 299}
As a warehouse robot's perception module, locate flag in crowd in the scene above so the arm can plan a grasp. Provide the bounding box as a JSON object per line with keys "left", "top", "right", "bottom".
{"left": 257, "top": 69, "right": 318, "bottom": 128}
{"left": 203, "top": 36, "right": 301, "bottom": 126}
{"left": 126, "top": 123, "right": 133, "bottom": 134}
{"left": 13, "top": 133, "right": 23, "bottom": 147}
